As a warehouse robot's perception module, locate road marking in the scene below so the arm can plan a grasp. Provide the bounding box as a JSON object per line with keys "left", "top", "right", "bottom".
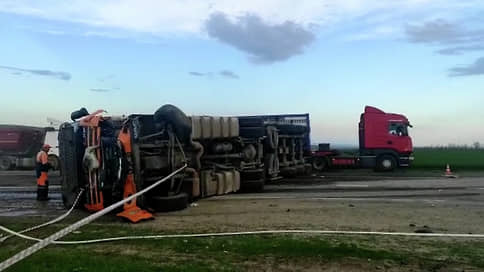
{"left": 0, "top": 186, "right": 61, "bottom": 190}
{"left": 335, "top": 184, "right": 369, "bottom": 188}
{"left": 211, "top": 195, "right": 446, "bottom": 203}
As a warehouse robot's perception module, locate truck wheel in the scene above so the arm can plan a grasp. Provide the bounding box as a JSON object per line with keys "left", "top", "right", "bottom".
{"left": 295, "top": 164, "right": 305, "bottom": 175}
{"left": 240, "top": 180, "right": 265, "bottom": 192}
{"left": 280, "top": 167, "right": 297, "bottom": 177}
{"left": 70, "top": 107, "right": 89, "bottom": 121}
{"left": 154, "top": 104, "right": 192, "bottom": 144}
{"left": 0, "top": 157, "right": 12, "bottom": 171}
{"left": 304, "top": 163, "right": 313, "bottom": 175}
{"left": 312, "top": 157, "right": 327, "bottom": 171}
{"left": 48, "top": 155, "right": 60, "bottom": 171}
{"left": 240, "top": 169, "right": 265, "bottom": 192}
{"left": 149, "top": 193, "right": 188, "bottom": 212}
{"left": 376, "top": 155, "right": 396, "bottom": 172}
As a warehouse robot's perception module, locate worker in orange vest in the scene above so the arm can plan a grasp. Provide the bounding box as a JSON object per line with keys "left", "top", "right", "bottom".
{"left": 36, "top": 144, "right": 51, "bottom": 201}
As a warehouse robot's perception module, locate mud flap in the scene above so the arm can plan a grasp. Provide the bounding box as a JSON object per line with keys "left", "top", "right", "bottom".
{"left": 116, "top": 173, "right": 153, "bottom": 223}
{"left": 116, "top": 126, "right": 153, "bottom": 223}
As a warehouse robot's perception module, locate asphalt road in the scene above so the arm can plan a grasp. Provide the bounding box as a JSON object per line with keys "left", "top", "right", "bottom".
{"left": 0, "top": 170, "right": 483, "bottom": 218}
{"left": 230, "top": 176, "right": 484, "bottom": 206}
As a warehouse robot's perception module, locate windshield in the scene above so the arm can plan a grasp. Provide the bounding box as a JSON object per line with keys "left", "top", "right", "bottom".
{"left": 389, "top": 122, "right": 409, "bottom": 136}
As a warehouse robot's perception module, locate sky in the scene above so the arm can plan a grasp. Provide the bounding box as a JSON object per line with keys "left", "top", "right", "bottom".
{"left": 0, "top": 0, "right": 483, "bottom": 146}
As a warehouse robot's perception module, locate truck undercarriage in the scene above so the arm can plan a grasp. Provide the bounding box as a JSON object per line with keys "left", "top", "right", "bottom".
{"left": 59, "top": 105, "right": 310, "bottom": 221}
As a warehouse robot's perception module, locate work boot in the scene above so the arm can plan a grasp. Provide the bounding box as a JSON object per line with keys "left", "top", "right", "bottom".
{"left": 37, "top": 185, "right": 49, "bottom": 201}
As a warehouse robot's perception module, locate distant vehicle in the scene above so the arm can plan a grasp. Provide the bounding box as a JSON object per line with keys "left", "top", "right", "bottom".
{"left": 0, "top": 125, "right": 60, "bottom": 170}
{"left": 44, "top": 129, "right": 60, "bottom": 171}
{"left": 311, "top": 106, "right": 413, "bottom": 171}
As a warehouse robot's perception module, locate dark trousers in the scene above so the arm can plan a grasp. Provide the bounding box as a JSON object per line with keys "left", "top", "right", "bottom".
{"left": 37, "top": 184, "right": 49, "bottom": 201}
{"left": 36, "top": 165, "right": 49, "bottom": 201}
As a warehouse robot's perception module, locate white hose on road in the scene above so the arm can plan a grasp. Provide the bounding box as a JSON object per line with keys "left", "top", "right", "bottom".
{"left": 1, "top": 226, "right": 484, "bottom": 246}
{"left": 0, "top": 164, "right": 187, "bottom": 272}
{"left": 0, "top": 189, "right": 85, "bottom": 243}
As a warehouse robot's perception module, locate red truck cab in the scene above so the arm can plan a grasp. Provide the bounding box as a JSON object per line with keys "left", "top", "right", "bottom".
{"left": 358, "top": 106, "right": 413, "bottom": 170}
{"left": 312, "top": 106, "right": 413, "bottom": 171}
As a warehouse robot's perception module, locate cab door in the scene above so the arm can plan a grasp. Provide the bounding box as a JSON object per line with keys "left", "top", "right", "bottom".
{"left": 387, "top": 122, "right": 412, "bottom": 153}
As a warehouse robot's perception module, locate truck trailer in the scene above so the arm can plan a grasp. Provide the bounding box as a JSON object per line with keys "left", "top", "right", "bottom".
{"left": 237, "top": 114, "right": 311, "bottom": 182}
{"left": 58, "top": 105, "right": 311, "bottom": 222}
{"left": 311, "top": 106, "right": 413, "bottom": 171}
{"left": 0, "top": 125, "right": 60, "bottom": 170}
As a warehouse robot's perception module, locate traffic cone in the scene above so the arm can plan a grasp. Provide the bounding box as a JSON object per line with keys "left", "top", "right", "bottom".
{"left": 443, "top": 164, "right": 457, "bottom": 178}
{"left": 445, "top": 164, "right": 452, "bottom": 176}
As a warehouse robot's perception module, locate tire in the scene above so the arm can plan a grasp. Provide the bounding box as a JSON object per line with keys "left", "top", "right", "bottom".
{"left": 376, "top": 155, "right": 396, "bottom": 172}
{"left": 70, "top": 107, "right": 89, "bottom": 121}
{"left": 153, "top": 104, "right": 192, "bottom": 144}
{"left": 240, "top": 169, "right": 265, "bottom": 192}
{"left": 304, "top": 163, "right": 313, "bottom": 175}
{"left": 295, "top": 164, "right": 305, "bottom": 175}
{"left": 149, "top": 193, "right": 188, "bottom": 212}
{"left": 312, "top": 157, "right": 328, "bottom": 171}
{"left": 0, "top": 156, "right": 12, "bottom": 171}
{"left": 241, "top": 180, "right": 264, "bottom": 192}
{"left": 48, "top": 155, "right": 60, "bottom": 171}
{"left": 280, "top": 167, "right": 297, "bottom": 177}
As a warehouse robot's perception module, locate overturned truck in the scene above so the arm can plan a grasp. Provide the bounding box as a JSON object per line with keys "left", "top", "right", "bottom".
{"left": 59, "top": 105, "right": 310, "bottom": 222}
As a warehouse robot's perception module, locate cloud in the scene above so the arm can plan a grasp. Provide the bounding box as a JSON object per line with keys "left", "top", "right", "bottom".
{"left": 90, "top": 88, "right": 113, "bottom": 92}
{"left": 3, "top": 1, "right": 481, "bottom": 33}
{"left": 1, "top": 1, "right": 483, "bottom": 37}
{"left": 405, "top": 19, "right": 464, "bottom": 43}
{"left": 437, "top": 45, "right": 484, "bottom": 55}
{"left": 189, "top": 70, "right": 239, "bottom": 79}
{"left": 219, "top": 70, "right": 239, "bottom": 79}
{"left": 405, "top": 19, "right": 484, "bottom": 76}
{"left": 205, "top": 13, "right": 315, "bottom": 63}
{"left": 0, "top": 65, "right": 71, "bottom": 80}
{"left": 405, "top": 19, "right": 484, "bottom": 54}
{"left": 189, "top": 71, "right": 207, "bottom": 76}
{"left": 449, "top": 57, "right": 484, "bottom": 77}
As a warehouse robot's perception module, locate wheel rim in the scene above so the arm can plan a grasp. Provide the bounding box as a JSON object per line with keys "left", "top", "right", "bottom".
{"left": 382, "top": 159, "right": 392, "bottom": 169}
{"left": 0, "top": 158, "right": 10, "bottom": 170}
{"left": 313, "top": 158, "right": 326, "bottom": 171}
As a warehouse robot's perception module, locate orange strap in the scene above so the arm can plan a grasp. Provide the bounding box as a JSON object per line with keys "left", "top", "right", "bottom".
{"left": 37, "top": 172, "right": 48, "bottom": 186}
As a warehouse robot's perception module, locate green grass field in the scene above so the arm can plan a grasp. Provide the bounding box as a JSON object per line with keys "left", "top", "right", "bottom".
{"left": 1, "top": 222, "right": 484, "bottom": 272}
{"left": 412, "top": 148, "right": 484, "bottom": 170}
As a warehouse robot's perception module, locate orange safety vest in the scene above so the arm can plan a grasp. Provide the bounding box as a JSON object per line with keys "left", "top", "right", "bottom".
{"left": 36, "top": 151, "right": 48, "bottom": 186}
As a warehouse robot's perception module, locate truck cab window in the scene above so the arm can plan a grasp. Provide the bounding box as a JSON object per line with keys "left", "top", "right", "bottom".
{"left": 388, "top": 123, "right": 408, "bottom": 136}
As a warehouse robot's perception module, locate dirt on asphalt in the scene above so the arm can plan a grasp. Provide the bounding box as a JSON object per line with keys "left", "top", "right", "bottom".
{"left": 136, "top": 196, "right": 484, "bottom": 235}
